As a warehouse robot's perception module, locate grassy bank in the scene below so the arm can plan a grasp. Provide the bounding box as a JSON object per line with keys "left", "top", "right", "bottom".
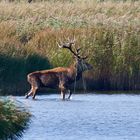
{"left": 0, "top": 98, "right": 31, "bottom": 139}
{"left": 0, "top": 0, "right": 140, "bottom": 95}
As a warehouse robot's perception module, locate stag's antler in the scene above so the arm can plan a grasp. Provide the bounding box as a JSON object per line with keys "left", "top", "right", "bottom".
{"left": 57, "top": 38, "right": 88, "bottom": 59}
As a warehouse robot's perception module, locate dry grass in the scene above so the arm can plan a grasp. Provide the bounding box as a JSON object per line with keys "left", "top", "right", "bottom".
{"left": 0, "top": 0, "right": 140, "bottom": 93}
{"left": 0, "top": 1, "right": 139, "bottom": 27}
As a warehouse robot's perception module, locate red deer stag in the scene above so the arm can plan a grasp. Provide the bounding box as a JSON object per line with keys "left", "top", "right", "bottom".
{"left": 25, "top": 39, "right": 93, "bottom": 100}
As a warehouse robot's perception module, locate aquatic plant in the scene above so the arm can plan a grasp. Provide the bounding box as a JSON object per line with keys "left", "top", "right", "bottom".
{"left": 0, "top": 98, "right": 31, "bottom": 140}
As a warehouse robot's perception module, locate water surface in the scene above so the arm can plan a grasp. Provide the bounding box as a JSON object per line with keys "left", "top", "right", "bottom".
{"left": 16, "top": 94, "right": 140, "bottom": 140}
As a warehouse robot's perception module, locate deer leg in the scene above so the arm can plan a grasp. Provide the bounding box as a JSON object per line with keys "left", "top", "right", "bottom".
{"left": 25, "top": 91, "right": 31, "bottom": 99}
{"left": 67, "top": 90, "right": 72, "bottom": 100}
{"left": 60, "top": 86, "right": 67, "bottom": 100}
{"left": 61, "top": 90, "right": 65, "bottom": 100}
{"left": 32, "top": 86, "right": 38, "bottom": 100}
{"left": 59, "top": 84, "right": 66, "bottom": 100}
{"left": 25, "top": 86, "right": 34, "bottom": 99}
{"left": 59, "top": 74, "right": 68, "bottom": 100}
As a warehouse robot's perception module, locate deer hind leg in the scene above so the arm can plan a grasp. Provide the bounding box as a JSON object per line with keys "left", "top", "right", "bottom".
{"left": 25, "top": 86, "right": 38, "bottom": 100}
{"left": 26, "top": 75, "right": 40, "bottom": 99}
{"left": 25, "top": 88, "right": 33, "bottom": 99}
{"left": 25, "top": 86, "right": 33, "bottom": 99}
{"left": 32, "top": 86, "right": 38, "bottom": 100}
{"left": 67, "top": 90, "right": 72, "bottom": 100}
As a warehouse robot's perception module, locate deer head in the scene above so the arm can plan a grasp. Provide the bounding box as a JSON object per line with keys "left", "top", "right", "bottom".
{"left": 57, "top": 38, "right": 93, "bottom": 73}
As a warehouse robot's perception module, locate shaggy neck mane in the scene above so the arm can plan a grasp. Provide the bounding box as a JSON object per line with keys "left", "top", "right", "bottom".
{"left": 69, "top": 62, "right": 83, "bottom": 80}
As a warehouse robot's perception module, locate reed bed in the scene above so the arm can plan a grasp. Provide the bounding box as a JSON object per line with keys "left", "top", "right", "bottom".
{"left": 0, "top": 0, "right": 139, "bottom": 94}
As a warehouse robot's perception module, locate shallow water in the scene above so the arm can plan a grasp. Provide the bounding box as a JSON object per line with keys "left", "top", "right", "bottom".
{"left": 16, "top": 94, "right": 140, "bottom": 140}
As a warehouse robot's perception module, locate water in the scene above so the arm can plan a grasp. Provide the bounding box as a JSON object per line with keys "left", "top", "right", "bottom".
{"left": 15, "top": 94, "right": 140, "bottom": 140}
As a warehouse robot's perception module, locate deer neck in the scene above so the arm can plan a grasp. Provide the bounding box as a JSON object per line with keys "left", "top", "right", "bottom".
{"left": 69, "top": 63, "right": 83, "bottom": 80}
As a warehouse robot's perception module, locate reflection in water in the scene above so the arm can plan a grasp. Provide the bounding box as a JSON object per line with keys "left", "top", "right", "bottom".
{"left": 16, "top": 94, "right": 140, "bottom": 140}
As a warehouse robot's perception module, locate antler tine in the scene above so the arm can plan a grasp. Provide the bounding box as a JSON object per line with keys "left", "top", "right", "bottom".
{"left": 67, "top": 37, "right": 70, "bottom": 42}
{"left": 67, "top": 36, "right": 76, "bottom": 45}
{"left": 76, "top": 48, "right": 81, "bottom": 54}
{"left": 57, "top": 39, "right": 62, "bottom": 48}
{"left": 57, "top": 37, "right": 81, "bottom": 59}
{"left": 81, "top": 49, "right": 90, "bottom": 59}
{"left": 73, "top": 35, "right": 76, "bottom": 42}
{"left": 72, "top": 36, "right": 76, "bottom": 44}
{"left": 57, "top": 42, "right": 62, "bottom": 48}
{"left": 57, "top": 38, "right": 62, "bottom": 48}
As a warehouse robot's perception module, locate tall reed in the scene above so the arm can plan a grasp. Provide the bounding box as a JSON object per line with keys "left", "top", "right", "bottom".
{"left": 0, "top": 1, "right": 139, "bottom": 94}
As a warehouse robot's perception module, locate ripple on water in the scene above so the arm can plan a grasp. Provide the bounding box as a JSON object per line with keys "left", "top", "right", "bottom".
{"left": 16, "top": 94, "right": 140, "bottom": 140}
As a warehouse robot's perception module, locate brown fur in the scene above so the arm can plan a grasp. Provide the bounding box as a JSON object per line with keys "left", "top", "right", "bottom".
{"left": 25, "top": 40, "right": 92, "bottom": 100}
{"left": 25, "top": 59, "right": 92, "bottom": 100}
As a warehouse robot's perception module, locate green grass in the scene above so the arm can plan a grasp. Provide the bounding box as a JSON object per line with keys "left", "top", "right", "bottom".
{"left": 0, "top": 98, "right": 31, "bottom": 139}
{"left": 0, "top": 0, "right": 140, "bottom": 94}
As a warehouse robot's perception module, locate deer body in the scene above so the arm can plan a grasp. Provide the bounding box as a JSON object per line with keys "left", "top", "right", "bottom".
{"left": 25, "top": 39, "right": 92, "bottom": 100}
{"left": 27, "top": 67, "right": 76, "bottom": 89}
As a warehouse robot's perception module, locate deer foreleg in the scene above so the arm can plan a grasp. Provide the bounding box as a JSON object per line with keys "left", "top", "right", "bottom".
{"left": 59, "top": 74, "right": 68, "bottom": 100}
{"left": 61, "top": 90, "right": 65, "bottom": 100}
{"left": 59, "top": 83, "right": 66, "bottom": 100}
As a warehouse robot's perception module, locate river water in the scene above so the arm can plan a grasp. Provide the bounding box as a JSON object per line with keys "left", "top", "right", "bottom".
{"left": 16, "top": 94, "right": 140, "bottom": 140}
